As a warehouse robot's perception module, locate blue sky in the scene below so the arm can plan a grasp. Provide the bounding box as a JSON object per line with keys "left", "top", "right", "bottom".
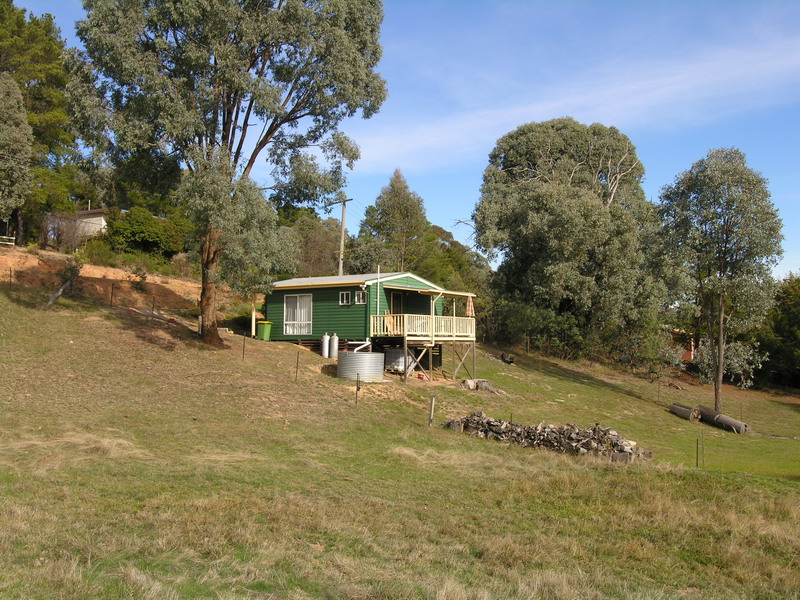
{"left": 18, "top": 0, "right": 800, "bottom": 276}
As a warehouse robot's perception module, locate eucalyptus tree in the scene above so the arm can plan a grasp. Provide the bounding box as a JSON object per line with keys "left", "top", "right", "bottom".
{"left": 661, "top": 148, "right": 782, "bottom": 411}
{"left": 473, "top": 117, "right": 666, "bottom": 359}
{"left": 0, "top": 73, "right": 32, "bottom": 224}
{"left": 70, "top": 0, "right": 386, "bottom": 343}
{"left": 360, "top": 169, "right": 429, "bottom": 272}
{"left": 1, "top": 0, "right": 74, "bottom": 243}
{"left": 757, "top": 274, "right": 800, "bottom": 387}
{"left": 0, "top": 1, "right": 72, "bottom": 158}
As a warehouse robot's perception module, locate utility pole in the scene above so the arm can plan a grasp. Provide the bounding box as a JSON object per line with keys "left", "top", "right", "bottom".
{"left": 331, "top": 198, "right": 352, "bottom": 276}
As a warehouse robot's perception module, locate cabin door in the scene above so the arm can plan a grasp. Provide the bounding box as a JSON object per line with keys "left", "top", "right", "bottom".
{"left": 390, "top": 292, "right": 404, "bottom": 314}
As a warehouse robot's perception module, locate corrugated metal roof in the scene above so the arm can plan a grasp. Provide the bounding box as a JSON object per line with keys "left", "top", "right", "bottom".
{"left": 274, "top": 272, "right": 403, "bottom": 288}
{"left": 271, "top": 272, "right": 476, "bottom": 298}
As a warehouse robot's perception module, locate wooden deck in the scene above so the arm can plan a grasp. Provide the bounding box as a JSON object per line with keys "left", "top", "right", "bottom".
{"left": 370, "top": 314, "right": 475, "bottom": 342}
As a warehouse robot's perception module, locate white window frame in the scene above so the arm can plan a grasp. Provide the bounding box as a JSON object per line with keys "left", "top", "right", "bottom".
{"left": 354, "top": 290, "right": 366, "bottom": 305}
{"left": 284, "top": 294, "right": 312, "bottom": 335}
{"left": 339, "top": 291, "right": 351, "bottom": 305}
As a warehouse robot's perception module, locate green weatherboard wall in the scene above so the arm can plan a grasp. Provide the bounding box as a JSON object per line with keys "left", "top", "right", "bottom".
{"left": 267, "top": 286, "right": 367, "bottom": 340}
{"left": 266, "top": 276, "right": 444, "bottom": 341}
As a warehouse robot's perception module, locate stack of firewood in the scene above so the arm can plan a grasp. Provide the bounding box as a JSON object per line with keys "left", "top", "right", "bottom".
{"left": 443, "top": 412, "right": 651, "bottom": 462}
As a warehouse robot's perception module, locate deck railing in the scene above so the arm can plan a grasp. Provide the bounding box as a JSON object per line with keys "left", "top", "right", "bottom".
{"left": 370, "top": 314, "right": 475, "bottom": 341}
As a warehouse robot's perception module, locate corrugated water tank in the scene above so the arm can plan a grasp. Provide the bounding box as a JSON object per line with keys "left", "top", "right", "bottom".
{"left": 336, "top": 352, "right": 385, "bottom": 382}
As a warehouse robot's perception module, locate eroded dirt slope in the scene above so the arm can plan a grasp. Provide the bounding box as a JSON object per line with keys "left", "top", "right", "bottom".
{"left": 0, "top": 246, "right": 201, "bottom": 310}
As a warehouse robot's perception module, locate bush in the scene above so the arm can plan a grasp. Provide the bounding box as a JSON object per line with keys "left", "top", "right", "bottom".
{"left": 83, "top": 239, "right": 118, "bottom": 267}
{"left": 169, "top": 252, "right": 198, "bottom": 279}
{"left": 107, "top": 206, "right": 182, "bottom": 257}
{"left": 55, "top": 255, "right": 84, "bottom": 296}
{"left": 119, "top": 251, "right": 169, "bottom": 275}
{"left": 129, "top": 266, "right": 147, "bottom": 292}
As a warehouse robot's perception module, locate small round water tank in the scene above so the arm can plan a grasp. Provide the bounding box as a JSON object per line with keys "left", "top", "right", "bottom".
{"left": 336, "top": 352, "right": 384, "bottom": 382}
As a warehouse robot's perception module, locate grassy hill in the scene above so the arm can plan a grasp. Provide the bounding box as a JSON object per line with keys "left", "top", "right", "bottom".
{"left": 1, "top": 287, "right": 798, "bottom": 599}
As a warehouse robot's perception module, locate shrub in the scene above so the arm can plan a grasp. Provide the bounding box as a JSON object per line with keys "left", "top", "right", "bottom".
{"left": 83, "top": 239, "right": 118, "bottom": 267}
{"left": 55, "top": 255, "right": 84, "bottom": 296}
{"left": 130, "top": 266, "right": 147, "bottom": 292}
{"left": 107, "top": 206, "right": 182, "bottom": 257}
{"left": 169, "top": 252, "right": 197, "bottom": 279}
{"left": 119, "top": 251, "right": 169, "bottom": 275}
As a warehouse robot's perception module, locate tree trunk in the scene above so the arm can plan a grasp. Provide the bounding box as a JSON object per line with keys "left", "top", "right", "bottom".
{"left": 14, "top": 208, "right": 23, "bottom": 246}
{"left": 200, "top": 229, "right": 223, "bottom": 345}
{"left": 714, "top": 297, "right": 725, "bottom": 412}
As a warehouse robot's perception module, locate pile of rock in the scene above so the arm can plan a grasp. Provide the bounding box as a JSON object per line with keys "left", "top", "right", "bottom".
{"left": 443, "top": 411, "right": 652, "bottom": 463}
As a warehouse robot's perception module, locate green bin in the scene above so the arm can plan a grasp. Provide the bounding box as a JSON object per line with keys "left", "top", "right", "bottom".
{"left": 256, "top": 320, "right": 272, "bottom": 341}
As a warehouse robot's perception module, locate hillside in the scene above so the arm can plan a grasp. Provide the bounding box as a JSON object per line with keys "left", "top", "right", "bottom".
{"left": 0, "top": 246, "right": 205, "bottom": 312}
{"left": 1, "top": 283, "right": 798, "bottom": 599}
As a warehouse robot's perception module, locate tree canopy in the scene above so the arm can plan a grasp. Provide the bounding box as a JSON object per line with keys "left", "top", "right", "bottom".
{"left": 0, "top": 0, "right": 72, "bottom": 159}
{"left": 474, "top": 117, "right": 665, "bottom": 359}
{"left": 359, "top": 169, "right": 429, "bottom": 272}
{"left": 0, "top": 72, "right": 32, "bottom": 222}
{"left": 71, "top": 0, "right": 387, "bottom": 343}
{"left": 757, "top": 274, "right": 800, "bottom": 388}
{"left": 660, "top": 147, "right": 783, "bottom": 410}
{"left": 1, "top": 0, "right": 75, "bottom": 243}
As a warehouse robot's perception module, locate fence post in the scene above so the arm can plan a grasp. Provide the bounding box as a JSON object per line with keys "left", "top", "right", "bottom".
{"left": 695, "top": 438, "right": 699, "bottom": 468}
{"left": 428, "top": 396, "right": 435, "bottom": 428}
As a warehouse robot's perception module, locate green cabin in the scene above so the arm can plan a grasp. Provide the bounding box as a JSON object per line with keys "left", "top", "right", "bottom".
{"left": 265, "top": 272, "right": 476, "bottom": 345}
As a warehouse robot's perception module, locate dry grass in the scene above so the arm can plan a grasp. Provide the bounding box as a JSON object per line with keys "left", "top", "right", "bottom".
{"left": 0, "top": 288, "right": 799, "bottom": 599}
{"left": 0, "top": 430, "right": 152, "bottom": 476}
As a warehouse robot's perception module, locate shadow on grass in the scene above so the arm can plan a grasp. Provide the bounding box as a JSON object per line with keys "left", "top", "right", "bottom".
{"left": 1, "top": 284, "right": 100, "bottom": 313}
{"left": 0, "top": 286, "right": 50, "bottom": 309}
{"left": 754, "top": 384, "right": 800, "bottom": 414}
{"left": 106, "top": 308, "right": 209, "bottom": 352}
{"left": 482, "top": 343, "right": 664, "bottom": 406}
{"left": 773, "top": 399, "right": 800, "bottom": 415}
{"left": 320, "top": 364, "right": 337, "bottom": 378}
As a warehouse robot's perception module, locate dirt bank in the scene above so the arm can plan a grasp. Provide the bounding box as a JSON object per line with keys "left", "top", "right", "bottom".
{"left": 0, "top": 246, "right": 203, "bottom": 311}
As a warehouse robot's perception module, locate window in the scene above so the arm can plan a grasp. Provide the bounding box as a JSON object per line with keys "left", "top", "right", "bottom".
{"left": 339, "top": 291, "right": 351, "bottom": 305}
{"left": 354, "top": 290, "right": 366, "bottom": 305}
{"left": 284, "top": 294, "right": 312, "bottom": 335}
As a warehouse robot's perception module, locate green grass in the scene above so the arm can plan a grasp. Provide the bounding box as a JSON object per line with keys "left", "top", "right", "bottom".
{"left": 0, "top": 287, "right": 798, "bottom": 599}
{"left": 416, "top": 344, "right": 800, "bottom": 479}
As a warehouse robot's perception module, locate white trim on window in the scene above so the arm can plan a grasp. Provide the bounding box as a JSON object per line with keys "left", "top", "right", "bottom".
{"left": 339, "top": 291, "right": 351, "bottom": 305}
{"left": 354, "top": 290, "right": 366, "bottom": 305}
{"left": 284, "top": 294, "right": 312, "bottom": 335}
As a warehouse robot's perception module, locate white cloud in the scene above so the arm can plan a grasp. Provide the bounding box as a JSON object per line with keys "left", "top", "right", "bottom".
{"left": 346, "top": 32, "right": 800, "bottom": 175}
